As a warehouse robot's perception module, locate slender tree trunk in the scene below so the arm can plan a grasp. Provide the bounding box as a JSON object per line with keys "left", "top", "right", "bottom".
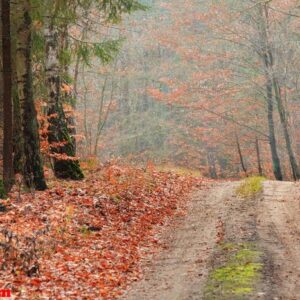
{"left": 255, "top": 137, "right": 263, "bottom": 176}
{"left": 207, "top": 149, "right": 217, "bottom": 179}
{"left": 265, "top": 71, "right": 283, "bottom": 180}
{"left": 94, "top": 74, "right": 108, "bottom": 156}
{"left": 82, "top": 67, "right": 90, "bottom": 156}
{"left": 235, "top": 133, "right": 247, "bottom": 176}
{"left": 258, "top": 4, "right": 283, "bottom": 180}
{"left": 44, "top": 19, "right": 83, "bottom": 180}
{"left": 272, "top": 79, "right": 300, "bottom": 180}
{"left": 94, "top": 78, "right": 115, "bottom": 156}
{"left": 261, "top": 3, "right": 300, "bottom": 180}
{"left": 2, "top": 0, "right": 13, "bottom": 191}
{"left": 15, "top": 0, "right": 47, "bottom": 190}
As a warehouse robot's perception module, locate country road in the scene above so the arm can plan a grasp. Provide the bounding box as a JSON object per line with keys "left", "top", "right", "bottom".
{"left": 120, "top": 181, "right": 300, "bottom": 300}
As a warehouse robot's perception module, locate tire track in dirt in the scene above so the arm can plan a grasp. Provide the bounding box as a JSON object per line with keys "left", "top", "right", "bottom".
{"left": 121, "top": 182, "right": 239, "bottom": 300}
{"left": 257, "top": 181, "right": 300, "bottom": 300}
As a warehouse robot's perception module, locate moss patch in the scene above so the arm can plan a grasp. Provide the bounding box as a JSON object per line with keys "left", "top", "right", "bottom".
{"left": 204, "top": 243, "right": 263, "bottom": 299}
{"left": 236, "top": 176, "right": 265, "bottom": 198}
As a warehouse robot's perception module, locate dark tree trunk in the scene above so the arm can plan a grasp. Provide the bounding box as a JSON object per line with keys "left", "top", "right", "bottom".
{"left": 264, "top": 61, "right": 283, "bottom": 181}
{"left": 235, "top": 133, "right": 247, "bottom": 176}
{"left": 16, "top": 0, "right": 47, "bottom": 190}
{"left": 255, "top": 137, "right": 263, "bottom": 176}
{"left": 12, "top": 78, "right": 22, "bottom": 174}
{"left": 272, "top": 79, "right": 300, "bottom": 180}
{"left": 262, "top": 3, "right": 299, "bottom": 180}
{"left": 259, "top": 3, "right": 283, "bottom": 181}
{"left": 2, "top": 0, "right": 13, "bottom": 191}
{"left": 0, "top": 19, "right": 3, "bottom": 189}
{"left": 11, "top": 10, "right": 23, "bottom": 174}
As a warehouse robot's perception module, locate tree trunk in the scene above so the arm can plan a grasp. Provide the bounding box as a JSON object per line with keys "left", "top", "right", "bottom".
{"left": 12, "top": 78, "right": 23, "bottom": 174}
{"left": 94, "top": 74, "right": 108, "bottom": 156}
{"left": 2, "top": 0, "right": 13, "bottom": 191}
{"left": 11, "top": 7, "right": 23, "bottom": 174}
{"left": 261, "top": 3, "right": 299, "bottom": 180}
{"left": 15, "top": 0, "right": 47, "bottom": 190}
{"left": 272, "top": 79, "right": 300, "bottom": 180}
{"left": 81, "top": 66, "right": 90, "bottom": 156}
{"left": 0, "top": 3, "right": 3, "bottom": 187}
{"left": 44, "top": 19, "right": 83, "bottom": 180}
{"left": 235, "top": 133, "right": 247, "bottom": 176}
{"left": 207, "top": 149, "right": 217, "bottom": 179}
{"left": 258, "top": 3, "right": 283, "bottom": 181}
{"left": 60, "top": 25, "right": 77, "bottom": 152}
{"left": 265, "top": 71, "right": 283, "bottom": 180}
{"left": 255, "top": 137, "right": 263, "bottom": 176}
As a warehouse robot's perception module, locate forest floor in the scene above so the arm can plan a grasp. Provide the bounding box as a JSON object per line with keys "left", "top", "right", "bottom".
{"left": 1, "top": 169, "right": 300, "bottom": 299}
{"left": 121, "top": 180, "right": 300, "bottom": 300}
{"left": 0, "top": 164, "right": 198, "bottom": 299}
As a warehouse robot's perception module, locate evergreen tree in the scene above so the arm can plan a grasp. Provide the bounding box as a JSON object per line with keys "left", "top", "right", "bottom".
{"left": 15, "top": 0, "right": 47, "bottom": 190}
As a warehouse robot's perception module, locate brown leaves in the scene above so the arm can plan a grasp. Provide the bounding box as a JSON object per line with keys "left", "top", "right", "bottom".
{"left": 0, "top": 163, "right": 198, "bottom": 299}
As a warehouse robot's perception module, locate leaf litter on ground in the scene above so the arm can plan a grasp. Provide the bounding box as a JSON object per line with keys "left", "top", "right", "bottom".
{"left": 0, "top": 163, "right": 202, "bottom": 299}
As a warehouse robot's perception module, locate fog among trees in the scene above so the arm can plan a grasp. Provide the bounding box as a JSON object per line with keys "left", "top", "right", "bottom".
{"left": 1, "top": 1, "right": 300, "bottom": 298}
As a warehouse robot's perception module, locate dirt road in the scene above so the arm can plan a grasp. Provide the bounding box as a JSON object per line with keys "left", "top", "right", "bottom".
{"left": 120, "top": 181, "right": 300, "bottom": 300}
{"left": 258, "top": 181, "right": 300, "bottom": 299}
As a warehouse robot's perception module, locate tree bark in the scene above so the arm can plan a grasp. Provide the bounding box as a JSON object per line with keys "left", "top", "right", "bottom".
{"left": 12, "top": 78, "right": 23, "bottom": 174}
{"left": 94, "top": 74, "right": 109, "bottom": 156}
{"left": 255, "top": 137, "right": 263, "bottom": 176}
{"left": 258, "top": 3, "right": 283, "bottom": 181}
{"left": 261, "top": 3, "right": 299, "bottom": 180}
{"left": 59, "top": 24, "right": 77, "bottom": 152}
{"left": 15, "top": 0, "right": 47, "bottom": 190}
{"left": 11, "top": 6, "right": 23, "bottom": 174}
{"left": 235, "top": 133, "right": 247, "bottom": 176}
{"left": 207, "top": 149, "right": 217, "bottom": 179}
{"left": 2, "top": 0, "right": 13, "bottom": 191}
{"left": 44, "top": 19, "right": 83, "bottom": 180}
{"left": 0, "top": 3, "right": 3, "bottom": 187}
{"left": 264, "top": 69, "right": 283, "bottom": 180}
{"left": 272, "top": 79, "right": 300, "bottom": 180}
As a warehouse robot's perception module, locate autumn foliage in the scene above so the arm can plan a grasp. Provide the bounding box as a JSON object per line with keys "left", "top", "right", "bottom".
{"left": 0, "top": 163, "right": 197, "bottom": 299}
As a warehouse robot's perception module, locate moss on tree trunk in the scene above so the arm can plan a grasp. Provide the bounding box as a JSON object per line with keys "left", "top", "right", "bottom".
{"left": 16, "top": 1, "right": 47, "bottom": 190}
{"left": 45, "top": 19, "right": 83, "bottom": 180}
{"left": 48, "top": 102, "right": 83, "bottom": 180}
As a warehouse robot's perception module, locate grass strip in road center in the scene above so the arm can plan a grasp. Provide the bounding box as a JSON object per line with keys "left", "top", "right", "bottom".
{"left": 204, "top": 243, "right": 263, "bottom": 299}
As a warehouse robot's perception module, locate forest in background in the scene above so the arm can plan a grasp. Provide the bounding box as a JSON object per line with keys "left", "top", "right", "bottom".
{"left": 0, "top": 1, "right": 300, "bottom": 299}
{"left": 1, "top": 0, "right": 300, "bottom": 190}
{"left": 78, "top": 0, "right": 300, "bottom": 180}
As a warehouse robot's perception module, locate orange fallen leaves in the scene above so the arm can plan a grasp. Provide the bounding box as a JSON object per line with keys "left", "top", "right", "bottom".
{"left": 0, "top": 163, "right": 201, "bottom": 299}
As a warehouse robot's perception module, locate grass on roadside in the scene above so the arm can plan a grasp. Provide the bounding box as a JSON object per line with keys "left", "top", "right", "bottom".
{"left": 236, "top": 176, "right": 265, "bottom": 198}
